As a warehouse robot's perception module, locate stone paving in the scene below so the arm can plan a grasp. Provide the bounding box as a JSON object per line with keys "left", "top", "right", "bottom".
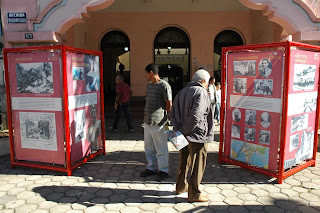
{"left": 0, "top": 118, "right": 320, "bottom": 212}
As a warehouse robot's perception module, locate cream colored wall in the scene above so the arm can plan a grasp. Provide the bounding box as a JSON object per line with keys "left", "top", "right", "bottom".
{"left": 73, "top": 11, "right": 254, "bottom": 96}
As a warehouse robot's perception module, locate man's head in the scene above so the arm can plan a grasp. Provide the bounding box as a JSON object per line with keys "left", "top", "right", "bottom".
{"left": 145, "top": 63, "right": 159, "bottom": 81}
{"left": 262, "top": 58, "right": 269, "bottom": 69}
{"left": 209, "top": 77, "right": 215, "bottom": 85}
{"left": 216, "top": 82, "right": 221, "bottom": 90}
{"left": 192, "top": 69, "right": 210, "bottom": 89}
{"left": 115, "top": 74, "right": 124, "bottom": 84}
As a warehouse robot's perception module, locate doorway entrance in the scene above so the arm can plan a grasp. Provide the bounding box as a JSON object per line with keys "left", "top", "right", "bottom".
{"left": 154, "top": 27, "right": 190, "bottom": 97}
{"left": 214, "top": 30, "right": 243, "bottom": 82}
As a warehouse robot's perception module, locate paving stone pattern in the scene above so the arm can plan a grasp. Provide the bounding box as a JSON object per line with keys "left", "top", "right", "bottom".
{"left": 0, "top": 118, "right": 320, "bottom": 212}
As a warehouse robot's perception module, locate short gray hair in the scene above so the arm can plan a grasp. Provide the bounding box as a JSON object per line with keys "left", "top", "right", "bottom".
{"left": 192, "top": 69, "right": 210, "bottom": 84}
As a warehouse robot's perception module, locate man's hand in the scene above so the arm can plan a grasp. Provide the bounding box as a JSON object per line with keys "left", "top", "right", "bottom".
{"left": 114, "top": 103, "right": 118, "bottom": 110}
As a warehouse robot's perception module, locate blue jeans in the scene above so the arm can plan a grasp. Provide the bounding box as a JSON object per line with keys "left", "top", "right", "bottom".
{"left": 112, "top": 102, "right": 133, "bottom": 130}
{"left": 215, "top": 103, "right": 221, "bottom": 122}
{"left": 144, "top": 124, "right": 169, "bottom": 173}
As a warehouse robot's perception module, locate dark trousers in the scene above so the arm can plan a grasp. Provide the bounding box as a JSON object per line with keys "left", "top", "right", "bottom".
{"left": 112, "top": 102, "right": 133, "bottom": 130}
{"left": 176, "top": 142, "right": 208, "bottom": 200}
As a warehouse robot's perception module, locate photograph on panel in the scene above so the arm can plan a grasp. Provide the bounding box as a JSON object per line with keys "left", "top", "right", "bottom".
{"left": 287, "top": 92, "right": 318, "bottom": 116}
{"left": 259, "top": 130, "right": 271, "bottom": 145}
{"left": 233, "top": 78, "right": 247, "bottom": 94}
{"left": 87, "top": 104, "right": 102, "bottom": 151}
{"left": 293, "top": 64, "right": 316, "bottom": 91}
{"left": 231, "top": 125, "right": 241, "bottom": 139}
{"left": 244, "top": 127, "right": 256, "bottom": 142}
{"left": 74, "top": 109, "right": 86, "bottom": 143}
{"left": 289, "top": 133, "right": 300, "bottom": 152}
{"left": 245, "top": 109, "right": 257, "bottom": 126}
{"left": 85, "top": 55, "right": 100, "bottom": 92}
{"left": 233, "top": 60, "right": 256, "bottom": 76}
{"left": 260, "top": 112, "right": 271, "bottom": 128}
{"left": 19, "top": 112, "right": 57, "bottom": 151}
{"left": 253, "top": 79, "right": 273, "bottom": 96}
{"left": 291, "top": 114, "right": 308, "bottom": 133}
{"left": 258, "top": 58, "right": 272, "bottom": 78}
{"left": 16, "top": 62, "right": 53, "bottom": 93}
{"left": 299, "top": 130, "right": 314, "bottom": 159}
{"left": 232, "top": 108, "right": 241, "bottom": 123}
{"left": 72, "top": 67, "right": 84, "bottom": 80}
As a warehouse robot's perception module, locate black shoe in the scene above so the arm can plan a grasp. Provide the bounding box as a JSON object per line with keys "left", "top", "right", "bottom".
{"left": 129, "top": 129, "right": 134, "bottom": 133}
{"left": 140, "top": 169, "right": 157, "bottom": 177}
{"left": 156, "top": 171, "right": 168, "bottom": 181}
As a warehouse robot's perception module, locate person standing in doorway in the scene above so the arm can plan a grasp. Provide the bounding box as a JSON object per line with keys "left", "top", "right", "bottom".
{"left": 111, "top": 75, "right": 133, "bottom": 132}
{"left": 141, "top": 63, "right": 172, "bottom": 182}
{"left": 208, "top": 77, "right": 217, "bottom": 122}
{"left": 215, "top": 82, "right": 221, "bottom": 124}
{"left": 170, "top": 69, "right": 214, "bottom": 202}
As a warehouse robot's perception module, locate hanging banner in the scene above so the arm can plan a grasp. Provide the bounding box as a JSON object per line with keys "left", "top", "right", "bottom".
{"left": 225, "top": 50, "right": 284, "bottom": 172}
{"left": 284, "top": 50, "right": 320, "bottom": 169}
{"left": 66, "top": 52, "right": 102, "bottom": 163}
{"left": 7, "top": 52, "right": 65, "bottom": 165}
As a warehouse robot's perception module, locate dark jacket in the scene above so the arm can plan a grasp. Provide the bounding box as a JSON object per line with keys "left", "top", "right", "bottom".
{"left": 170, "top": 82, "right": 214, "bottom": 143}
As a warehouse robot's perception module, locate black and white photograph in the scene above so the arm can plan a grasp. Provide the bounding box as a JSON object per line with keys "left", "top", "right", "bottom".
{"left": 245, "top": 110, "right": 256, "bottom": 126}
{"left": 244, "top": 127, "right": 256, "bottom": 142}
{"left": 231, "top": 125, "right": 240, "bottom": 139}
{"left": 260, "top": 112, "right": 271, "bottom": 128}
{"left": 293, "top": 64, "right": 316, "bottom": 91}
{"left": 19, "top": 112, "right": 57, "bottom": 151}
{"left": 233, "top": 60, "right": 256, "bottom": 76}
{"left": 258, "top": 58, "right": 272, "bottom": 78}
{"left": 74, "top": 109, "right": 86, "bottom": 143}
{"left": 254, "top": 79, "right": 273, "bottom": 96}
{"left": 16, "top": 62, "right": 54, "bottom": 93}
{"left": 232, "top": 108, "right": 241, "bottom": 122}
{"left": 87, "top": 104, "right": 102, "bottom": 151}
{"left": 72, "top": 67, "right": 84, "bottom": 80}
{"left": 291, "top": 114, "right": 308, "bottom": 133}
{"left": 233, "top": 78, "right": 247, "bottom": 94}
{"left": 289, "top": 133, "right": 300, "bottom": 152}
{"left": 259, "top": 130, "right": 271, "bottom": 145}
{"left": 287, "top": 92, "right": 318, "bottom": 115}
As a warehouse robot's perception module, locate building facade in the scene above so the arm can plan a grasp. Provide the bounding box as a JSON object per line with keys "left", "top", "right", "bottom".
{"left": 1, "top": 0, "right": 320, "bottom": 98}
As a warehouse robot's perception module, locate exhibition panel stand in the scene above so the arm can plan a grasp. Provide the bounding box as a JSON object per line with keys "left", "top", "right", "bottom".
{"left": 3, "top": 45, "right": 105, "bottom": 175}
{"left": 219, "top": 41, "right": 320, "bottom": 183}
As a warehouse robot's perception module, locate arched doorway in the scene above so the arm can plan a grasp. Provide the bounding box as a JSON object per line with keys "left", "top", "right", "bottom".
{"left": 154, "top": 27, "right": 190, "bottom": 97}
{"left": 100, "top": 30, "right": 130, "bottom": 100}
{"left": 214, "top": 30, "right": 243, "bottom": 82}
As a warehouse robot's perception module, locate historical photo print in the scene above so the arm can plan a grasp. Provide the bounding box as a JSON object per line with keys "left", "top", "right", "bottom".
{"left": 261, "top": 112, "right": 271, "bottom": 128}
{"left": 233, "top": 78, "right": 247, "bottom": 94}
{"left": 232, "top": 108, "right": 241, "bottom": 123}
{"left": 233, "top": 60, "right": 256, "bottom": 76}
{"left": 86, "top": 104, "right": 101, "bottom": 151}
{"left": 259, "top": 130, "right": 271, "bottom": 145}
{"left": 244, "top": 127, "right": 256, "bottom": 142}
{"left": 72, "top": 67, "right": 84, "bottom": 80}
{"left": 231, "top": 125, "right": 240, "bottom": 139}
{"left": 258, "top": 58, "right": 272, "bottom": 78}
{"left": 245, "top": 110, "right": 256, "bottom": 126}
{"left": 16, "top": 62, "right": 53, "bottom": 93}
{"left": 19, "top": 112, "right": 57, "bottom": 151}
{"left": 254, "top": 79, "right": 273, "bottom": 96}
{"left": 293, "top": 64, "right": 316, "bottom": 91}
{"left": 289, "top": 133, "right": 300, "bottom": 152}
{"left": 85, "top": 55, "right": 100, "bottom": 92}
{"left": 287, "top": 92, "right": 318, "bottom": 116}
{"left": 74, "top": 109, "right": 86, "bottom": 143}
{"left": 291, "top": 114, "right": 308, "bottom": 133}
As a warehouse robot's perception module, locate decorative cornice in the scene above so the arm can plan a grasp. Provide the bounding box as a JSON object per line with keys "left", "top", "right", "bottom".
{"left": 293, "top": 0, "right": 320, "bottom": 22}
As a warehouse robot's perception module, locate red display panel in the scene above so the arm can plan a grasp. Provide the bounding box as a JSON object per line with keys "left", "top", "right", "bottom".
{"left": 284, "top": 49, "right": 320, "bottom": 169}
{"left": 225, "top": 50, "right": 284, "bottom": 172}
{"left": 7, "top": 51, "right": 65, "bottom": 165}
{"left": 66, "top": 52, "right": 103, "bottom": 163}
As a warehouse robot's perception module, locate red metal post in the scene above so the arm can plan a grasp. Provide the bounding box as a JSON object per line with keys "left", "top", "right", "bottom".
{"left": 219, "top": 47, "right": 227, "bottom": 164}
{"left": 99, "top": 52, "right": 106, "bottom": 155}
{"left": 61, "top": 46, "right": 72, "bottom": 176}
{"left": 3, "top": 50, "right": 16, "bottom": 169}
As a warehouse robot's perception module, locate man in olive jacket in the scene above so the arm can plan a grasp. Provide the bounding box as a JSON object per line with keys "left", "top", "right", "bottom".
{"left": 170, "top": 69, "right": 214, "bottom": 202}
